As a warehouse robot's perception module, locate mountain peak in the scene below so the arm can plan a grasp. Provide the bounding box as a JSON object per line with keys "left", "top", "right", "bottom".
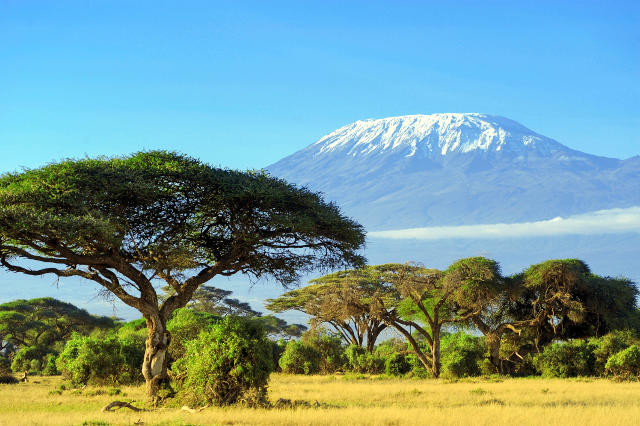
{"left": 267, "top": 113, "right": 635, "bottom": 230}
{"left": 313, "top": 113, "right": 562, "bottom": 158}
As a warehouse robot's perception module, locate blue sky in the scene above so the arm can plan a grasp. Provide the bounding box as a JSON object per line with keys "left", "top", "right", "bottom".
{"left": 1, "top": 0, "right": 639, "bottom": 175}
{"left": 1, "top": 1, "right": 639, "bottom": 319}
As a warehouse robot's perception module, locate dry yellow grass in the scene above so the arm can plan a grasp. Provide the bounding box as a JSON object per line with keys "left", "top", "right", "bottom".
{"left": 1, "top": 374, "right": 639, "bottom": 425}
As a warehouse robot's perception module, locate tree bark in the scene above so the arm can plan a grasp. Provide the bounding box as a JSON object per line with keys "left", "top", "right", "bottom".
{"left": 485, "top": 332, "right": 502, "bottom": 374}
{"left": 142, "top": 312, "right": 171, "bottom": 402}
{"left": 431, "top": 327, "right": 441, "bottom": 378}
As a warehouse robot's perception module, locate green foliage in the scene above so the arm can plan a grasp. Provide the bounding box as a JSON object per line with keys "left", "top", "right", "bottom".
{"left": 56, "top": 333, "right": 144, "bottom": 386}
{"left": 405, "top": 353, "right": 430, "bottom": 378}
{"left": 257, "top": 315, "right": 308, "bottom": 340}
{"left": 0, "top": 298, "right": 114, "bottom": 350}
{"left": 385, "top": 353, "right": 411, "bottom": 376}
{"left": 441, "top": 332, "right": 486, "bottom": 378}
{"left": 605, "top": 345, "right": 640, "bottom": 380}
{"left": 266, "top": 268, "right": 388, "bottom": 350}
{"left": 278, "top": 340, "right": 321, "bottom": 375}
{"left": 160, "top": 285, "right": 262, "bottom": 317}
{"left": 0, "top": 356, "right": 11, "bottom": 375}
{"left": 534, "top": 340, "right": 598, "bottom": 378}
{"left": 42, "top": 354, "right": 59, "bottom": 376}
{"left": 302, "top": 329, "right": 346, "bottom": 374}
{"left": 165, "top": 308, "right": 220, "bottom": 362}
{"left": 269, "top": 339, "right": 287, "bottom": 373}
{"left": 345, "top": 344, "right": 385, "bottom": 374}
{"left": 0, "top": 151, "right": 365, "bottom": 289}
{"left": 11, "top": 345, "right": 56, "bottom": 374}
{"left": 592, "top": 330, "right": 639, "bottom": 375}
{"left": 171, "top": 316, "right": 273, "bottom": 406}
{"left": 445, "top": 257, "right": 503, "bottom": 309}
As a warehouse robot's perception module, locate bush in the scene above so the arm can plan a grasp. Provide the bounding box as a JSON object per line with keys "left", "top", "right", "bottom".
{"left": 375, "top": 338, "right": 406, "bottom": 359}
{"left": 56, "top": 333, "right": 144, "bottom": 386}
{"left": 534, "top": 339, "right": 597, "bottom": 378}
{"left": 302, "top": 330, "right": 346, "bottom": 373}
{"left": 605, "top": 345, "right": 640, "bottom": 380}
{"left": 269, "top": 340, "right": 287, "bottom": 372}
{"left": 344, "top": 345, "right": 384, "bottom": 374}
{"left": 0, "top": 356, "right": 12, "bottom": 375}
{"left": 166, "top": 308, "right": 220, "bottom": 362}
{"left": 0, "top": 374, "right": 18, "bottom": 384}
{"left": 279, "top": 340, "right": 321, "bottom": 374}
{"left": 593, "top": 330, "right": 638, "bottom": 376}
{"left": 11, "top": 345, "right": 55, "bottom": 374}
{"left": 441, "top": 332, "right": 485, "bottom": 378}
{"left": 171, "top": 316, "right": 274, "bottom": 406}
{"left": 405, "top": 353, "right": 430, "bottom": 378}
{"left": 42, "top": 354, "right": 59, "bottom": 375}
{"left": 385, "top": 353, "right": 411, "bottom": 376}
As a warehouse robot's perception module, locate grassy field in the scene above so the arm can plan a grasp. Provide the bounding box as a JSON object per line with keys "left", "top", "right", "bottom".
{"left": 1, "top": 374, "right": 639, "bottom": 425}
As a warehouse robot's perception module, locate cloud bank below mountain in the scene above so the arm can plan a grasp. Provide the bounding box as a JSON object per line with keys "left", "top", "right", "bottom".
{"left": 368, "top": 207, "right": 640, "bottom": 240}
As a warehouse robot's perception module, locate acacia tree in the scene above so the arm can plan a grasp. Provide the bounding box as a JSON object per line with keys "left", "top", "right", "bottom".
{"left": 448, "top": 258, "right": 639, "bottom": 373}
{"left": 0, "top": 297, "right": 114, "bottom": 349}
{"left": 0, "top": 151, "right": 365, "bottom": 399}
{"left": 270, "top": 263, "right": 458, "bottom": 377}
{"left": 266, "top": 270, "right": 388, "bottom": 352}
{"left": 501, "top": 261, "right": 639, "bottom": 366}
{"left": 440, "top": 257, "right": 512, "bottom": 372}
{"left": 160, "top": 284, "right": 262, "bottom": 317}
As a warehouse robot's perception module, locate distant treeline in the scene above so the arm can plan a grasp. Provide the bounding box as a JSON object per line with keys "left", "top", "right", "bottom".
{"left": 1, "top": 257, "right": 639, "bottom": 400}
{"left": 267, "top": 258, "right": 640, "bottom": 379}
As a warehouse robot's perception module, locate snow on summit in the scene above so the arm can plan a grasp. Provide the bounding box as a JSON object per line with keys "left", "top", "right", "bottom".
{"left": 314, "top": 113, "right": 562, "bottom": 158}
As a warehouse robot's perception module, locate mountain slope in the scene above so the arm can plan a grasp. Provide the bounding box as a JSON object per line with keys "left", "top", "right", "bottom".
{"left": 267, "top": 113, "right": 639, "bottom": 230}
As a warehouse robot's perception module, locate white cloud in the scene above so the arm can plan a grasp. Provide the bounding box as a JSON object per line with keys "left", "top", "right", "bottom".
{"left": 368, "top": 207, "right": 640, "bottom": 240}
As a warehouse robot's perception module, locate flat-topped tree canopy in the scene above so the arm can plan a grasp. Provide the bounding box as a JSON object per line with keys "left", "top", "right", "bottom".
{"left": 0, "top": 150, "right": 366, "bottom": 399}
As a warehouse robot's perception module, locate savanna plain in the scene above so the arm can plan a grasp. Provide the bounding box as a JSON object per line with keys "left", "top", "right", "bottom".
{"left": 2, "top": 374, "right": 639, "bottom": 426}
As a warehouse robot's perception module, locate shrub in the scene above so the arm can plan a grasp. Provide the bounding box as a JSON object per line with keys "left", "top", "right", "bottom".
{"left": 11, "top": 345, "right": 55, "bottom": 374}
{"left": 56, "top": 333, "right": 144, "bottom": 386}
{"left": 0, "top": 374, "right": 18, "bottom": 384}
{"left": 605, "top": 345, "right": 640, "bottom": 380}
{"left": 0, "top": 356, "right": 11, "bottom": 375}
{"left": 441, "top": 332, "right": 485, "bottom": 378}
{"left": 279, "top": 340, "right": 321, "bottom": 374}
{"left": 171, "top": 316, "right": 274, "bottom": 406}
{"left": 534, "top": 339, "right": 597, "bottom": 378}
{"left": 385, "top": 353, "right": 411, "bottom": 376}
{"left": 302, "top": 330, "right": 346, "bottom": 373}
{"left": 344, "top": 345, "right": 384, "bottom": 374}
{"left": 593, "top": 330, "right": 638, "bottom": 375}
{"left": 405, "top": 353, "right": 430, "bottom": 378}
{"left": 166, "top": 308, "right": 220, "bottom": 362}
{"left": 375, "top": 338, "right": 406, "bottom": 360}
{"left": 270, "top": 339, "right": 287, "bottom": 372}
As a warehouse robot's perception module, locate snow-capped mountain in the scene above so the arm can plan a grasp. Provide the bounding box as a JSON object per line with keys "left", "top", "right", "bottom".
{"left": 312, "top": 113, "right": 563, "bottom": 157}
{"left": 268, "top": 113, "right": 639, "bottom": 230}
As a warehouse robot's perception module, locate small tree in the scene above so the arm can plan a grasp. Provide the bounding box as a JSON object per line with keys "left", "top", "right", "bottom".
{"left": 0, "top": 298, "right": 114, "bottom": 353}
{"left": 278, "top": 340, "right": 321, "bottom": 375}
{"left": 605, "top": 345, "right": 640, "bottom": 380}
{"left": 266, "top": 274, "right": 387, "bottom": 352}
{"left": 160, "top": 285, "right": 262, "bottom": 317}
{"left": 0, "top": 151, "right": 365, "bottom": 400}
{"left": 171, "top": 316, "right": 273, "bottom": 406}
{"left": 56, "top": 333, "right": 144, "bottom": 385}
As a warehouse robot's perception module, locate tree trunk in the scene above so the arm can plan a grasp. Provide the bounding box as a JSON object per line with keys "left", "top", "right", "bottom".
{"left": 431, "top": 327, "right": 441, "bottom": 378}
{"left": 485, "top": 332, "right": 502, "bottom": 374}
{"left": 388, "top": 322, "right": 435, "bottom": 377}
{"left": 142, "top": 313, "right": 171, "bottom": 402}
